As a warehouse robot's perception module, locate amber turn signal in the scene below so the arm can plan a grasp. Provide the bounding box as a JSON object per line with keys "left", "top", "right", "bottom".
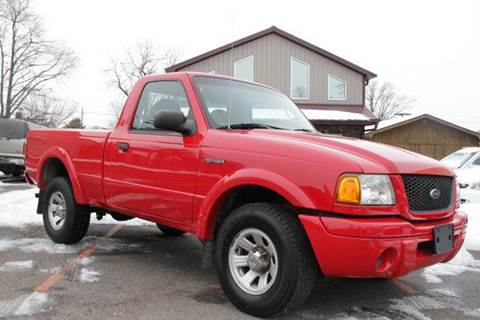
{"left": 336, "top": 175, "right": 361, "bottom": 204}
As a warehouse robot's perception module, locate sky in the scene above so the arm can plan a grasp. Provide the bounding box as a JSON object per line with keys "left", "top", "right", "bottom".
{"left": 32, "top": 0, "right": 480, "bottom": 130}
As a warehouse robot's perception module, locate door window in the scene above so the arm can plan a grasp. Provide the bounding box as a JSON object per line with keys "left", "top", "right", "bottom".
{"left": 131, "top": 81, "right": 195, "bottom": 133}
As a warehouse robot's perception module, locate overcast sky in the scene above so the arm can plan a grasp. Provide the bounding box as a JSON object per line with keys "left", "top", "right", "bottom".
{"left": 33, "top": 0, "right": 480, "bottom": 130}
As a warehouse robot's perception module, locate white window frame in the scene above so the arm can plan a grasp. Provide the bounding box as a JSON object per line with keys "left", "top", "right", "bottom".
{"left": 208, "top": 70, "right": 215, "bottom": 74}
{"left": 328, "top": 74, "right": 347, "bottom": 101}
{"left": 290, "top": 57, "right": 310, "bottom": 100}
{"left": 233, "top": 55, "right": 254, "bottom": 81}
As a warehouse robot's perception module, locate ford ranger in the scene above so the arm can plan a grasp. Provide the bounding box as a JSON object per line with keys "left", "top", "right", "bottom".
{"left": 25, "top": 72, "right": 468, "bottom": 317}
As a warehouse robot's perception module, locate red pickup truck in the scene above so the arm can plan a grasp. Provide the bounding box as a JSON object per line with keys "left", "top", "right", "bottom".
{"left": 25, "top": 72, "right": 467, "bottom": 317}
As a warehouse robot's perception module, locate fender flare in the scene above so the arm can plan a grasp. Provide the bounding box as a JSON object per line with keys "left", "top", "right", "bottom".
{"left": 37, "top": 146, "right": 87, "bottom": 204}
{"left": 195, "top": 168, "right": 315, "bottom": 239}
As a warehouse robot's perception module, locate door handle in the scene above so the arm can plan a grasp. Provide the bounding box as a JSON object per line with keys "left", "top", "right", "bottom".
{"left": 117, "top": 142, "right": 129, "bottom": 152}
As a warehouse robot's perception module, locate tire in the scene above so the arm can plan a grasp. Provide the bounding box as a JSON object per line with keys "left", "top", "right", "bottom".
{"left": 215, "top": 203, "right": 318, "bottom": 318}
{"left": 156, "top": 224, "right": 185, "bottom": 236}
{"left": 42, "top": 177, "right": 90, "bottom": 244}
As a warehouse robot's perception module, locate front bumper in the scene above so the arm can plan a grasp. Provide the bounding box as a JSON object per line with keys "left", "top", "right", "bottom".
{"left": 0, "top": 155, "right": 24, "bottom": 174}
{"left": 0, "top": 161, "right": 16, "bottom": 173}
{"left": 300, "top": 210, "right": 467, "bottom": 278}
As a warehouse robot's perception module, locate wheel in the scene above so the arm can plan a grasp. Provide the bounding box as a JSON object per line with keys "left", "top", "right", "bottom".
{"left": 42, "top": 177, "right": 90, "bottom": 244}
{"left": 215, "top": 203, "right": 318, "bottom": 318}
{"left": 156, "top": 224, "right": 185, "bottom": 236}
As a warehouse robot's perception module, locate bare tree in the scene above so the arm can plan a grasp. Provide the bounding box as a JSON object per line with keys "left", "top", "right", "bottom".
{"left": 106, "top": 41, "right": 181, "bottom": 97}
{"left": 365, "top": 80, "right": 415, "bottom": 120}
{"left": 20, "top": 93, "right": 76, "bottom": 127}
{"left": 0, "top": 0, "right": 78, "bottom": 119}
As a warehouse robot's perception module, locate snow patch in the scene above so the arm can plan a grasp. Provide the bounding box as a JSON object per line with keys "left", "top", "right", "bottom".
{"left": 0, "top": 292, "right": 51, "bottom": 317}
{"left": 0, "top": 260, "right": 34, "bottom": 272}
{"left": 422, "top": 248, "right": 480, "bottom": 283}
{"left": 302, "top": 109, "right": 371, "bottom": 121}
{"left": 0, "top": 185, "right": 153, "bottom": 227}
{"left": 79, "top": 267, "right": 101, "bottom": 283}
{"left": 0, "top": 236, "right": 143, "bottom": 254}
{"left": 428, "top": 288, "right": 459, "bottom": 297}
{"left": 79, "top": 256, "right": 94, "bottom": 265}
{"left": 389, "top": 295, "right": 480, "bottom": 320}
{"left": 462, "top": 203, "right": 480, "bottom": 251}
{"left": 39, "top": 266, "right": 61, "bottom": 274}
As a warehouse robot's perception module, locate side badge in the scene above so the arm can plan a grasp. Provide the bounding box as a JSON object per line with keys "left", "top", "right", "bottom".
{"left": 204, "top": 158, "right": 225, "bottom": 165}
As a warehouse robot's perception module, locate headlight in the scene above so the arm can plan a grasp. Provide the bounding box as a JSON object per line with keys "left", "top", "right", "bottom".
{"left": 336, "top": 174, "right": 396, "bottom": 205}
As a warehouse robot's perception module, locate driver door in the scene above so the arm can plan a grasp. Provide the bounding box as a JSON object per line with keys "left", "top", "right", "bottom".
{"left": 103, "top": 80, "right": 199, "bottom": 224}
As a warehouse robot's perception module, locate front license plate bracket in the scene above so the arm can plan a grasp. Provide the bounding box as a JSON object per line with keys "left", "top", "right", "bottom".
{"left": 433, "top": 224, "right": 454, "bottom": 254}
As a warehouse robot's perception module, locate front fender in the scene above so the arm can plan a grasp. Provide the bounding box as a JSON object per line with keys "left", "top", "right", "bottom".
{"left": 37, "top": 146, "right": 87, "bottom": 204}
{"left": 195, "top": 168, "right": 315, "bottom": 239}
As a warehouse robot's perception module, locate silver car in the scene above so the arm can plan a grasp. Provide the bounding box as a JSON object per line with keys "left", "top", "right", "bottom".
{"left": 441, "top": 147, "right": 480, "bottom": 203}
{"left": 0, "top": 118, "right": 44, "bottom": 176}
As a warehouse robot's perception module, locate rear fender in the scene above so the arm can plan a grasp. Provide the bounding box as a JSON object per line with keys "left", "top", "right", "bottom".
{"left": 195, "top": 168, "right": 315, "bottom": 239}
{"left": 37, "top": 147, "right": 87, "bottom": 204}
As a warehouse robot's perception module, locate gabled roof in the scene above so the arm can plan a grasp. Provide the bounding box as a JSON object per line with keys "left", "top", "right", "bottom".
{"left": 166, "top": 26, "right": 377, "bottom": 79}
{"left": 368, "top": 114, "right": 480, "bottom": 138}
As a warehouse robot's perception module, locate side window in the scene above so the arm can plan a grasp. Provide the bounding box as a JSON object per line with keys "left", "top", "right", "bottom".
{"left": 132, "top": 81, "right": 194, "bottom": 132}
{"left": 472, "top": 155, "right": 480, "bottom": 166}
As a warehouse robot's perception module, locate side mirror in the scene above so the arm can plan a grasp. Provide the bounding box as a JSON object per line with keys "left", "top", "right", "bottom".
{"left": 153, "top": 110, "right": 187, "bottom": 134}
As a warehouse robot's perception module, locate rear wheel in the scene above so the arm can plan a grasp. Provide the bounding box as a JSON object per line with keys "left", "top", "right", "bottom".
{"left": 156, "top": 224, "right": 185, "bottom": 236}
{"left": 42, "top": 177, "right": 90, "bottom": 244}
{"left": 215, "top": 203, "right": 318, "bottom": 317}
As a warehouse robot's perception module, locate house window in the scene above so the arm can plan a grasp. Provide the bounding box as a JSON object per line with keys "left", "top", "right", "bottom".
{"left": 233, "top": 55, "right": 254, "bottom": 81}
{"left": 290, "top": 57, "right": 309, "bottom": 99}
{"left": 328, "top": 74, "right": 347, "bottom": 101}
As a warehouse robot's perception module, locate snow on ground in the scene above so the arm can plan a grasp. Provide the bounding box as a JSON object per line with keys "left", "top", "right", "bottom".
{"left": 0, "top": 236, "right": 143, "bottom": 255}
{"left": 0, "top": 183, "right": 153, "bottom": 228}
{"left": 79, "top": 267, "right": 101, "bottom": 283}
{"left": 0, "top": 292, "right": 51, "bottom": 317}
{"left": 0, "top": 260, "right": 34, "bottom": 272}
{"left": 463, "top": 202, "right": 480, "bottom": 251}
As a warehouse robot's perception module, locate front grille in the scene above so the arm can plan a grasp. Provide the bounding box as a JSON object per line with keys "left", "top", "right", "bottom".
{"left": 402, "top": 175, "right": 453, "bottom": 213}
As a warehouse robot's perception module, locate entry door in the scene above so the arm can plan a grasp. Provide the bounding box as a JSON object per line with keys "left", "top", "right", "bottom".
{"left": 103, "top": 81, "right": 199, "bottom": 224}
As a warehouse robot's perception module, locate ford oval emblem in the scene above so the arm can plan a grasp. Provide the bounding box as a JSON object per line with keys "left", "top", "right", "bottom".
{"left": 430, "top": 189, "right": 441, "bottom": 200}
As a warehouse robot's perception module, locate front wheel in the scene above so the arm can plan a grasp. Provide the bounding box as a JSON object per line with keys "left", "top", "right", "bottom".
{"left": 42, "top": 177, "right": 90, "bottom": 244}
{"left": 215, "top": 203, "right": 318, "bottom": 317}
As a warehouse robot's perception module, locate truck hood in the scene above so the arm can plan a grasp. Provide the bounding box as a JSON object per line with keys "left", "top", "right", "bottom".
{"left": 206, "top": 130, "right": 454, "bottom": 176}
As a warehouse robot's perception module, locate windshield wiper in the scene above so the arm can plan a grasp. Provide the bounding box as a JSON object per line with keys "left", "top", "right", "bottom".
{"left": 218, "top": 123, "right": 285, "bottom": 130}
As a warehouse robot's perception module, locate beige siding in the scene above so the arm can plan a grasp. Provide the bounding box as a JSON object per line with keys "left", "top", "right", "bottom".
{"left": 178, "top": 33, "right": 364, "bottom": 105}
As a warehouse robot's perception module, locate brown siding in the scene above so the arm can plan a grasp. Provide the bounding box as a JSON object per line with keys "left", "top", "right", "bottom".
{"left": 369, "top": 119, "right": 480, "bottom": 159}
{"left": 177, "top": 34, "right": 364, "bottom": 105}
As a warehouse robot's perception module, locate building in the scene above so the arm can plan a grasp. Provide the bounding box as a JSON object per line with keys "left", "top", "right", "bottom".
{"left": 166, "top": 26, "right": 378, "bottom": 137}
{"left": 366, "top": 114, "right": 480, "bottom": 159}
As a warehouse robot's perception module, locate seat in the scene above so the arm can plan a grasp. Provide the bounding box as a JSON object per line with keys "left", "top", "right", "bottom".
{"left": 211, "top": 109, "right": 228, "bottom": 127}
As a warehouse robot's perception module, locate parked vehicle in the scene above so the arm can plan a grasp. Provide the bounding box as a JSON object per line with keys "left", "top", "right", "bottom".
{"left": 442, "top": 148, "right": 480, "bottom": 203}
{"left": 441, "top": 147, "right": 480, "bottom": 170}
{"left": 25, "top": 72, "right": 468, "bottom": 317}
{"left": 0, "top": 118, "right": 43, "bottom": 176}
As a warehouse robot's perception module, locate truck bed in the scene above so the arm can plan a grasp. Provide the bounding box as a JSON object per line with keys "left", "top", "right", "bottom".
{"left": 26, "top": 129, "right": 111, "bottom": 206}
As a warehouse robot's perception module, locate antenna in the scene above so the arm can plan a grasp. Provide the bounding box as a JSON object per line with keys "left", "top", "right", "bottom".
{"left": 227, "top": 14, "right": 235, "bottom": 130}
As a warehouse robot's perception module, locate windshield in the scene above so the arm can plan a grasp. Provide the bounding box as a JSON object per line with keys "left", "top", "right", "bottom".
{"left": 441, "top": 151, "right": 477, "bottom": 169}
{"left": 0, "top": 119, "right": 27, "bottom": 139}
{"left": 193, "top": 76, "right": 315, "bottom": 132}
